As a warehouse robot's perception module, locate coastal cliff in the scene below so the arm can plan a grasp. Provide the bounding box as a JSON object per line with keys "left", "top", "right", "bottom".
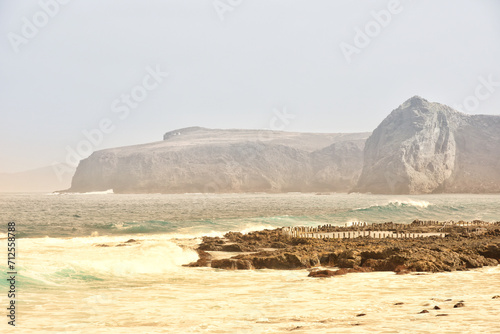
{"left": 66, "top": 128, "right": 368, "bottom": 193}
{"left": 354, "top": 96, "right": 500, "bottom": 194}
{"left": 65, "top": 97, "right": 500, "bottom": 194}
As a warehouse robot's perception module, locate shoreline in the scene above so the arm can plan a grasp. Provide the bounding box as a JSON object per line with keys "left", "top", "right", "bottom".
{"left": 185, "top": 220, "right": 500, "bottom": 276}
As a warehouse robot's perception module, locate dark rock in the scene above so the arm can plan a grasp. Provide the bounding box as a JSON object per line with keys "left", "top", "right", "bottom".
{"left": 308, "top": 266, "right": 373, "bottom": 278}
{"left": 492, "top": 295, "right": 500, "bottom": 299}
{"left": 478, "top": 244, "right": 500, "bottom": 260}
{"left": 236, "top": 249, "right": 323, "bottom": 270}
{"left": 198, "top": 237, "right": 226, "bottom": 251}
{"left": 308, "top": 270, "right": 336, "bottom": 278}
{"left": 270, "top": 242, "right": 288, "bottom": 249}
{"left": 433, "top": 306, "right": 441, "bottom": 310}
{"left": 356, "top": 313, "right": 366, "bottom": 317}
{"left": 189, "top": 224, "right": 500, "bottom": 273}
{"left": 394, "top": 302, "right": 404, "bottom": 305}
{"left": 224, "top": 232, "right": 243, "bottom": 242}
{"left": 184, "top": 250, "right": 212, "bottom": 267}
{"left": 337, "top": 257, "right": 361, "bottom": 268}
{"left": 419, "top": 310, "right": 429, "bottom": 314}
{"left": 454, "top": 302, "right": 465, "bottom": 308}
{"left": 221, "top": 244, "right": 244, "bottom": 252}
{"left": 125, "top": 239, "right": 137, "bottom": 243}
{"left": 211, "top": 258, "right": 254, "bottom": 270}
{"left": 394, "top": 265, "right": 411, "bottom": 274}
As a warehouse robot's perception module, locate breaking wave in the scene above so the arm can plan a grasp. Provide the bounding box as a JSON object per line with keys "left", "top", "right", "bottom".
{"left": 351, "top": 200, "right": 432, "bottom": 213}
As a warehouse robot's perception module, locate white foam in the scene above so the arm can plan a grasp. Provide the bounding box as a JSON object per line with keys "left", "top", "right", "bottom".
{"left": 388, "top": 199, "right": 431, "bottom": 208}
{"left": 71, "top": 241, "right": 198, "bottom": 276}
{"left": 52, "top": 189, "right": 114, "bottom": 195}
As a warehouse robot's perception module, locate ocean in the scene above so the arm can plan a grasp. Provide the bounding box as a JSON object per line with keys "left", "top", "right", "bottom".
{"left": 1, "top": 192, "right": 500, "bottom": 333}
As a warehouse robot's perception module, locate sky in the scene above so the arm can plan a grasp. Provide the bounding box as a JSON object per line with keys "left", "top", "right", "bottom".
{"left": 1, "top": 0, "right": 500, "bottom": 173}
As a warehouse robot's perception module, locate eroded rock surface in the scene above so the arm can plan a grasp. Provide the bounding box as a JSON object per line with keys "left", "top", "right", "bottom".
{"left": 355, "top": 96, "right": 500, "bottom": 194}
{"left": 66, "top": 128, "right": 368, "bottom": 193}
{"left": 187, "top": 225, "right": 500, "bottom": 275}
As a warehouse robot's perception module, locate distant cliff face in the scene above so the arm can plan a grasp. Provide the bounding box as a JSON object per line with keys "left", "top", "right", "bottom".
{"left": 67, "top": 97, "right": 500, "bottom": 194}
{"left": 67, "top": 128, "right": 369, "bottom": 193}
{"left": 355, "top": 96, "right": 500, "bottom": 194}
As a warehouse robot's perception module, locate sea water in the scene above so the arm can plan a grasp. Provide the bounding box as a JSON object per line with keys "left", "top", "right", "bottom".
{"left": 0, "top": 192, "right": 499, "bottom": 333}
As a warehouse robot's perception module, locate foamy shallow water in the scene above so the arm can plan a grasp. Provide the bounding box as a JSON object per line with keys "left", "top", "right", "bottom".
{"left": 1, "top": 234, "right": 499, "bottom": 334}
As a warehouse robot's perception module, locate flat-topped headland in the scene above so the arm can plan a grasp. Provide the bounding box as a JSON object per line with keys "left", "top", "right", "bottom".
{"left": 186, "top": 220, "right": 500, "bottom": 276}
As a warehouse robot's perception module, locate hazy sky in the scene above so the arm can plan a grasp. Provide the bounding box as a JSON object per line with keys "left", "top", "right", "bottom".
{"left": 1, "top": 0, "right": 500, "bottom": 173}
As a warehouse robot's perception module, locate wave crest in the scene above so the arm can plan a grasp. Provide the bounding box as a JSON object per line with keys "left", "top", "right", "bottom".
{"left": 352, "top": 200, "right": 432, "bottom": 212}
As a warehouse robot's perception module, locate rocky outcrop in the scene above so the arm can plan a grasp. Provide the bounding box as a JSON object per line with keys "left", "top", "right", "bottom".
{"left": 66, "top": 127, "right": 368, "bottom": 193}
{"left": 355, "top": 96, "right": 500, "bottom": 194}
{"left": 187, "top": 226, "right": 500, "bottom": 274}
{"left": 308, "top": 267, "right": 373, "bottom": 277}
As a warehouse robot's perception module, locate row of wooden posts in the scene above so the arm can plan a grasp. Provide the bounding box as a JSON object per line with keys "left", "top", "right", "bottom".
{"left": 281, "top": 226, "right": 444, "bottom": 239}
{"left": 410, "top": 220, "right": 495, "bottom": 226}
{"left": 305, "top": 221, "right": 496, "bottom": 233}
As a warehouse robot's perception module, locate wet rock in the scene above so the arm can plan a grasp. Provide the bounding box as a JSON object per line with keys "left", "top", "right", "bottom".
{"left": 210, "top": 258, "right": 254, "bottom": 270}
{"left": 308, "top": 270, "right": 336, "bottom": 278}
{"left": 189, "top": 224, "right": 500, "bottom": 272}
{"left": 308, "top": 266, "right": 373, "bottom": 278}
{"left": 478, "top": 244, "right": 500, "bottom": 260}
{"left": 460, "top": 253, "right": 491, "bottom": 268}
{"left": 220, "top": 243, "right": 244, "bottom": 252}
{"left": 394, "top": 265, "right": 411, "bottom": 274}
{"left": 362, "top": 258, "right": 397, "bottom": 271}
{"left": 184, "top": 250, "right": 212, "bottom": 267}
{"left": 337, "top": 257, "right": 361, "bottom": 268}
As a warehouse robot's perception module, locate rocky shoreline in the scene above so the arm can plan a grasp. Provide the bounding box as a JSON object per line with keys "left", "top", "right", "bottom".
{"left": 185, "top": 220, "right": 500, "bottom": 276}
